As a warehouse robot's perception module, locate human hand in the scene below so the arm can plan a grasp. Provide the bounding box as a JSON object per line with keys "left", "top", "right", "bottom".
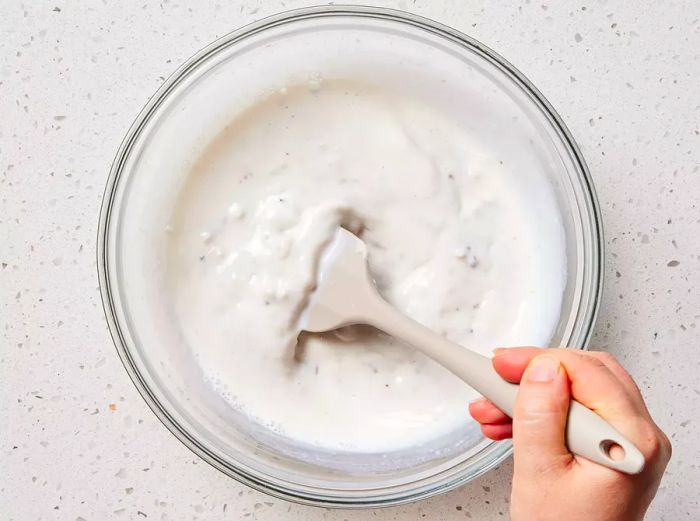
{"left": 469, "top": 348, "right": 671, "bottom": 521}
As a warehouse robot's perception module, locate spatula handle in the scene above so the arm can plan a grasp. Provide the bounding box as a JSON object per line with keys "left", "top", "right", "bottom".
{"left": 364, "top": 297, "right": 645, "bottom": 475}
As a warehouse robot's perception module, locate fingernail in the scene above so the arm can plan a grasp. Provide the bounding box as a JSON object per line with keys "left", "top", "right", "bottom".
{"left": 527, "top": 356, "right": 560, "bottom": 383}
{"left": 470, "top": 397, "right": 488, "bottom": 405}
{"left": 493, "top": 347, "right": 507, "bottom": 356}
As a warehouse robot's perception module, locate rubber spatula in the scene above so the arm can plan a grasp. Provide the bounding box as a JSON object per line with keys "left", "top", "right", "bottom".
{"left": 299, "top": 228, "right": 645, "bottom": 474}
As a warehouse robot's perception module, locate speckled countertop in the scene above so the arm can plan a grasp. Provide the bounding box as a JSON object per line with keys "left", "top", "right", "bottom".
{"left": 1, "top": 1, "right": 698, "bottom": 520}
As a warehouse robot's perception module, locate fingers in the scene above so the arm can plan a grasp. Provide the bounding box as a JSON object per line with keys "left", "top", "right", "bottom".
{"left": 580, "top": 352, "right": 669, "bottom": 465}
{"left": 584, "top": 351, "right": 650, "bottom": 419}
{"left": 492, "top": 347, "right": 546, "bottom": 383}
{"left": 492, "top": 347, "right": 641, "bottom": 401}
{"left": 469, "top": 398, "right": 511, "bottom": 425}
{"left": 493, "top": 347, "right": 668, "bottom": 467}
{"left": 512, "top": 355, "right": 573, "bottom": 475}
{"left": 469, "top": 398, "right": 513, "bottom": 441}
{"left": 492, "top": 348, "right": 647, "bottom": 421}
{"left": 481, "top": 423, "right": 513, "bottom": 441}
{"left": 548, "top": 352, "right": 645, "bottom": 422}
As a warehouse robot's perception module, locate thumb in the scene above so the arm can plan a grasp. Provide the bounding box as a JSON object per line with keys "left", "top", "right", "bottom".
{"left": 512, "top": 354, "right": 573, "bottom": 476}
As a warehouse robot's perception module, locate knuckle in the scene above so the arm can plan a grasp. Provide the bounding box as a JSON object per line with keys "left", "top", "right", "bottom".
{"left": 595, "top": 351, "right": 618, "bottom": 366}
{"left": 575, "top": 350, "right": 608, "bottom": 369}
{"left": 637, "top": 422, "right": 671, "bottom": 462}
{"left": 658, "top": 429, "right": 673, "bottom": 460}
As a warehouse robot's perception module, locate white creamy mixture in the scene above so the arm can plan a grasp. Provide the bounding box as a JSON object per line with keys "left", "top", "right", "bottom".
{"left": 167, "top": 80, "right": 566, "bottom": 452}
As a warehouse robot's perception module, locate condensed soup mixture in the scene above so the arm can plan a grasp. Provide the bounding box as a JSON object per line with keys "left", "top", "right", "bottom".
{"left": 166, "top": 79, "right": 566, "bottom": 452}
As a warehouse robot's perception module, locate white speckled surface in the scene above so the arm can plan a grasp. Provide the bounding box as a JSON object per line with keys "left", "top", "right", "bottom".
{"left": 1, "top": 1, "right": 698, "bottom": 519}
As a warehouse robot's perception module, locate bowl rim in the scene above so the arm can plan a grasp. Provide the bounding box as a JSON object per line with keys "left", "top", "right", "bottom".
{"left": 97, "top": 4, "right": 603, "bottom": 508}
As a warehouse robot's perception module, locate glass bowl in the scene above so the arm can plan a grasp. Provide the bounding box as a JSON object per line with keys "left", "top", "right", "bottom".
{"left": 97, "top": 5, "right": 602, "bottom": 508}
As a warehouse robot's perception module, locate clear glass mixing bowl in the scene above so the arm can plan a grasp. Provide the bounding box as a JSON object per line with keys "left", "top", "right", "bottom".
{"left": 97, "top": 5, "right": 603, "bottom": 507}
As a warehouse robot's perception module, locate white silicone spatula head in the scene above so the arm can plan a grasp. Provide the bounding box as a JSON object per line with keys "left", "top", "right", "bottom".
{"left": 300, "top": 228, "right": 375, "bottom": 333}
{"left": 299, "top": 227, "right": 646, "bottom": 475}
